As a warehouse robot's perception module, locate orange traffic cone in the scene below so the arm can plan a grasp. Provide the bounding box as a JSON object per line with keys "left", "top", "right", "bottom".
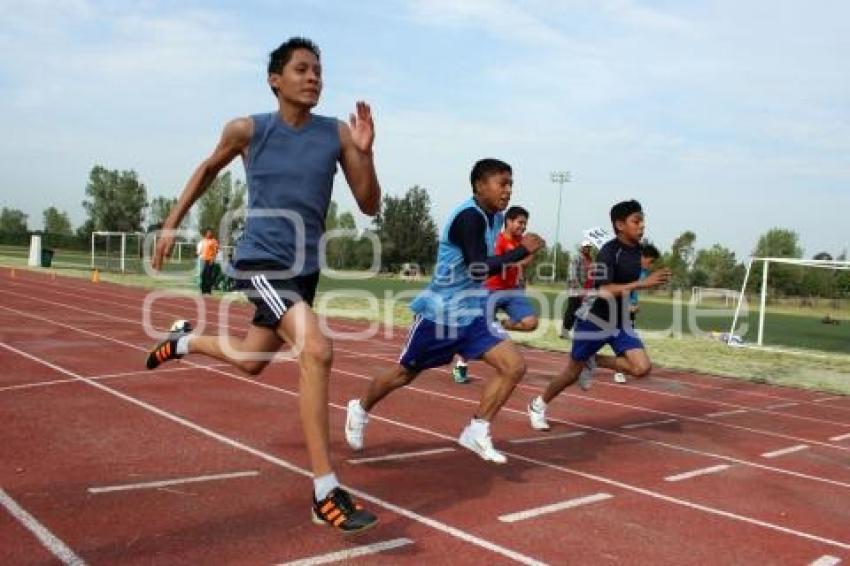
{"left": 91, "top": 269, "right": 100, "bottom": 283}
{"left": 10, "top": 268, "right": 15, "bottom": 278}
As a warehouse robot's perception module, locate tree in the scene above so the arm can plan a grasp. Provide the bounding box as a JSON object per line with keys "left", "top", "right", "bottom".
{"left": 525, "top": 243, "right": 569, "bottom": 282}
{"left": 750, "top": 228, "right": 803, "bottom": 296}
{"left": 148, "top": 196, "right": 177, "bottom": 228}
{"left": 82, "top": 165, "right": 148, "bottom": 232}
{"left": 0, "top": 207, "right": 28, "bottom": 233}
{"left": 325, "top": 206, "right": 359, "bottom": 269}
{"left": 666, "top": 230, "right": 696, "bottom": 289}
{"left": 196, "top": 172, "right": 246, "bottom": 243}
{"left": 691, "top": 244, "right": 742, "bottom": 289}
{"left": 373, "top": 186, "right": 438, "bottom": 272}
{"left": 42, "top": 206, "right": 73, "bottom": 235}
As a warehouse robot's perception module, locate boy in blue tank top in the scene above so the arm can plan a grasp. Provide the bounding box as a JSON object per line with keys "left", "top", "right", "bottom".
{"left": 144, "top": 38, "right": 380, "bottom": 534}
{"left": 344, "top": 159, "right": 545, "bottom": 464}
{"left": 527, "top": 200, "right": 671, "bottom": 431}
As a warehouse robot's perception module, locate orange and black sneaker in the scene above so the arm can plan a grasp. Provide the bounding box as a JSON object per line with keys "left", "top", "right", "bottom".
{"left": 145, "top": 338, "right": 182, "bottom": 370}
{"left": 312, "top": 487, "right": 378, "bottom": 535}
{"left": 145, "top": 321, "right": 192, "bottom": 370}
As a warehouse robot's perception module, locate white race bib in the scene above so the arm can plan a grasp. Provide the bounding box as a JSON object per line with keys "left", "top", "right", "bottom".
{"left": 583, "top": 226, "right": 614, "bottom": 249}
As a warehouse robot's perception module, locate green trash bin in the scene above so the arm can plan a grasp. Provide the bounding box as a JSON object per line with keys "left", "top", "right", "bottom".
{"left": 40, "top": 248, "right": 54, "bottom": 268}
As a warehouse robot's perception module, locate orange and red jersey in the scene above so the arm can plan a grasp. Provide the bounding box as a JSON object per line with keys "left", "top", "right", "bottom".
{"left": 484, "top": 232, "right": 522, "bottom": 291}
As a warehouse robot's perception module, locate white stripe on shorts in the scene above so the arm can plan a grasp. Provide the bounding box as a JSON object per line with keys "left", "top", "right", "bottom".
{"left": 251, "top": 275, "right": 287, "bottom": 319}
{"left": 398, "top": 315, "right": 424, "bottom": 363}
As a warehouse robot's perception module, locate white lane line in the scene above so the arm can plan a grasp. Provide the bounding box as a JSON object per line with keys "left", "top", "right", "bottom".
{"left": 813, "top": 397, "right": 840, "bottom": 403}
{"left": 4, "top": 297, "right": 850, "bottom": 499}
{"left": 664, "top": 464, "right": 732, "bottom": 482}
{"left": 14, "top": 281, "right": 850, "bottom": 436}
{"left": 765, "top": 402, "right": 799, "bottom": 410}
{"left": 347, "top": 447, "right": 455, "bottom": 465}
{"left": 810, "top": 555, "right": 842, "bottom": 566}
{"left": 621, "top": 418, "right": 678, "bottom": 430}
{"left": 0, "top": 342, "right": 545, "bottom": 566}
{"left": 0, "top": 377, "right": 78, "bottom": 392}
{"left": 0, "top": 365, "right": 228, "bottom": 394}
{"left": 278, "top": 538, "right": 414, "bottom": 566}
{"left": 89, "top": 364, "right": 232, "bottom": 380}
{"left": 498, "top": 493, "right": 613, "bottom": 523}
{"left": 0, "top": 487, "right": 86, "bottom": 565}
{"left": 5, "top": 296, "right": 850, "bottom": 552}
{"left": 88, "top": 471, "right": 259, "bottom": 494}
{"left": 829, "top": 433, "right": 850, "bottom": 442}
{"left": 705, "top": 409, "right": 748, "bottom": 418}
{"left": 761, "top": 445, "right": 810, "bottom": 459}
{"left": 510, "top": 431, "right": 586, "bottom": 444}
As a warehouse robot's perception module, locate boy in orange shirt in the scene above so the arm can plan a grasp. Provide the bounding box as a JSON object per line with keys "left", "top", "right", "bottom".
{"left": 198, "top": 228, "right": 219, "bottom": 294}
{"left": 453, "top": 206, "right": 538, "bottom": 382}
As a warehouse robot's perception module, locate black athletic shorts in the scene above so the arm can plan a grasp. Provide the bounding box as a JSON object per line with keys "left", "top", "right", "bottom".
{"left": 232, "top": 260, "right": 320, "bottom": 329}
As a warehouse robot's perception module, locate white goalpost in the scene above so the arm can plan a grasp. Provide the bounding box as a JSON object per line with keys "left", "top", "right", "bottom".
{"left": 90, "top": 231, "right": 145, "bottom": 273}
{"left": 691, "top": 286, "right": 741, "bottom": 307}
{"left": 728, "top": 257, "right": 850, "bottom": 347}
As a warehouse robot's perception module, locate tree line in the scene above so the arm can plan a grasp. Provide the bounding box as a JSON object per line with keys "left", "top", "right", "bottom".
{"left": 1, "top": 164, "right": 847, "bottom": 298}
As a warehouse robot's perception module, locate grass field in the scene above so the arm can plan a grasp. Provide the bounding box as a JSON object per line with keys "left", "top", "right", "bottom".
{"left": 2, "top": 247, "right": 848, "bottom": 394}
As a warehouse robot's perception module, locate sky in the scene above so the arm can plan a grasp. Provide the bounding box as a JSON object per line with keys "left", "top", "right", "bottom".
{"left": 1, "top": 0, "right": 848, "bottom": 260}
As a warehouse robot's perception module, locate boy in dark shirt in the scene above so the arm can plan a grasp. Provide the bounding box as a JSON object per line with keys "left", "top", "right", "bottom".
{"left": 527, "top": 200, "right": 670, "bottom": 430}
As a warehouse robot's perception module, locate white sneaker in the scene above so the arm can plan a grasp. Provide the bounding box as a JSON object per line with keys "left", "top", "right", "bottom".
{"left": 578, "top": 356, "right": 597, "bottom": 391}
{"left": 458, "top": 425, "right": 507, "bottom": 464}
{"left": 613, "top": 372, "right": 627, "bottom": 384}
{"left": 345, "top": 399, "right": 369, "bottom": 451}
{"left": 527, "top": 396, "right": 550, "bottom": 431}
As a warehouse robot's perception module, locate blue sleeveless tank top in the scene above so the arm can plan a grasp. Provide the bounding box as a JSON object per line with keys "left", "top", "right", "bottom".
{"left": 409, "top": 198, "right": 504, "bottom": 326}
{"left": 235, "top": 112, "right": 341, "bottom": 274}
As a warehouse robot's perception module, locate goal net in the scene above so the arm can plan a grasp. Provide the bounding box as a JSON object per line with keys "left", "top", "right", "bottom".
{"left": 90, "top": 231, "right": 145, "bottom": 273}
{"left": 728, "top": 257, "right": 850, "bottom": 354}
{"left": 691, "top": 286, "right": 741, "bottom": 307}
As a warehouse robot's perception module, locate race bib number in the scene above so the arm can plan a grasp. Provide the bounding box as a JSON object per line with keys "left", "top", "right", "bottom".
{"left": 583, "top": 226, "right": 614, "bottom": 248}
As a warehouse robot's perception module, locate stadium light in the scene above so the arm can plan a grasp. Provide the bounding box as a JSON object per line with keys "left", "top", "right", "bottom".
{"left": 550, "top": 170, "right": 572, "bottom": 280}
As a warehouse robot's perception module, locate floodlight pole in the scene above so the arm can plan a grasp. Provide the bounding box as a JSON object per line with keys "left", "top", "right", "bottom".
{"left": 550, "top": 171, "right": 571, "bottom": 281}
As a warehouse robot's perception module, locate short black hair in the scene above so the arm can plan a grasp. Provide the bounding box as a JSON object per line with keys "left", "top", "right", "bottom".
{"left": 505, "top": 206, "right": 528, "bottom": 220}
{"left": 610, "top": 199, "right": 642, "bottom": 232}
{"left": 470, "top": 158, "right": 512, "bottom": 192}
{"left": 268, "top": 37, "right": 321, "bottom": 96}
{"left": 641, "top": 243, "right": 660, "bottom": 259}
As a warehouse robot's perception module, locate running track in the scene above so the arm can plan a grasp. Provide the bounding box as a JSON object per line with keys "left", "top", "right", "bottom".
{"left": 0, "top": 269, "right": 848, "bottom": 565}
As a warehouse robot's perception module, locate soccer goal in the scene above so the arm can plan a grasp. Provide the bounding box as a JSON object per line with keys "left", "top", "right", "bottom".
{"left": 90, "top": 231, "right": 145, "bottom": 273}
{"left": 691, "top": 286, "right": 741, "bottom": 307}
{"left": 728, "top": 257, "right": 850, "bottom": 349}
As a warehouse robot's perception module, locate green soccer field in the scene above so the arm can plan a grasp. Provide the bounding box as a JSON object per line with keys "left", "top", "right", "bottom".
{"left": 316, "top": 275, "right": 849, "bottom": 354}
{"left": 1, "top": 243, "right": 846, "bottom": 356}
